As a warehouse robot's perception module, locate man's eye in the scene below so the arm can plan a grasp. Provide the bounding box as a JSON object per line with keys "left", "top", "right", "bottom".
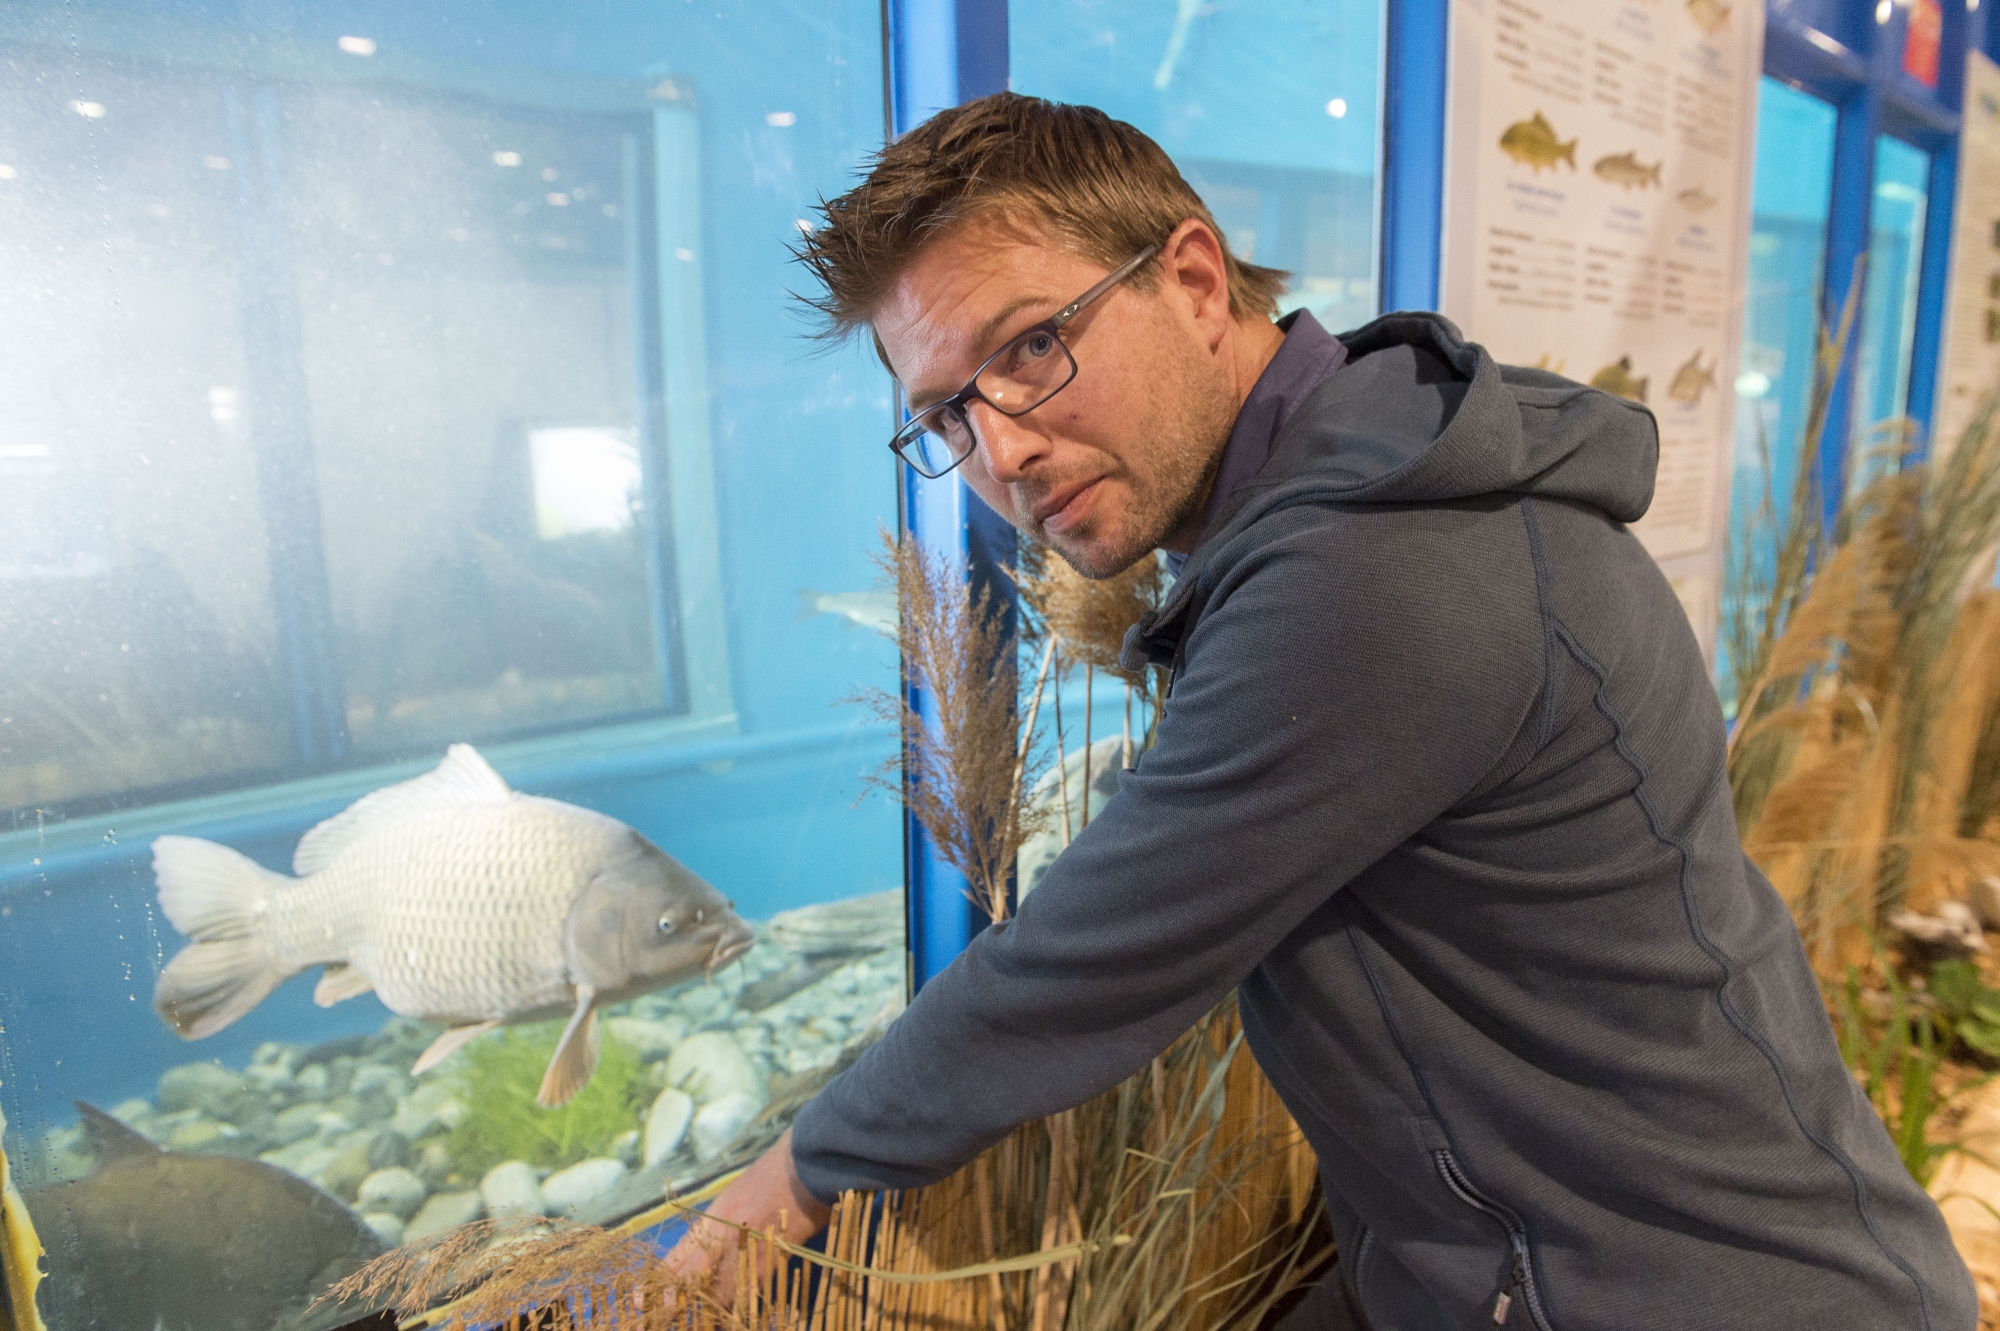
{"left": 1023, "top": 332, "right": 1055, "bottom": 358}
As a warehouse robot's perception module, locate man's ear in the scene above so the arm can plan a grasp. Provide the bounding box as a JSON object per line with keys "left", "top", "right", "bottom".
{"left": 1157, "top": 218, "right": 1233, "bottom": 350}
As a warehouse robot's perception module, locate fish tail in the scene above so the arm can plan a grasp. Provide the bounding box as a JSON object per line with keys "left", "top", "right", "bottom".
{"left": 152, "top": 836, "right": 293, "bottom": 1039}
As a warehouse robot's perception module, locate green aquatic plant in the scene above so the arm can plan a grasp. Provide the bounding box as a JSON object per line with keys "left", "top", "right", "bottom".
{"left": 445, "top": 1025, "right": 644, "bottom": 1174}
{"left": 1837, "top": 961, "right": 1949, "bottom": 1184}
{"left": 1926, "top": 958, "right": 2000, "bottom": 1061}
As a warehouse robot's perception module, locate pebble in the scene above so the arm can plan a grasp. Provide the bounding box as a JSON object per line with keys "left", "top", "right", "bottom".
{"left": 692, "top": 1094, "right": 762, "bottom": 1161}
{"left": 294, "top": 1064, "right": 330, "bottom": 1099}
{"left": 261, "top": 1140, "right": 339, "bottom": 1180}
{"left": 156, "top": 1062, "right": 242, "bottom": 1117}
{"left": 270, "top": 1102, "right": 328, "bottom": 1148}
{"left": 1017, "top": 738, "right": 1127, "bottom": 899}
{"left": 316, "top": 1138, "right": 376, "bottom": 1200}
{"left": 612, "top": 1130, "right": 641, "bottom": 1169}
{"left": 642, "top": 1089, "right": 695, "bottom": 1168}
{"left": 481, "top": 1160, "right": 547, "bottom": 1219}
{"left": 367, "top": 1130, "right": 410, "bottom": 1171}
{"left": 665, "top": 1033, "right": 767, "bottom": 1106}
{"left": 606, "top": 1016, "right": 681, "bottom": 1061}
{"left": 362, "top": 1212, "right": 407, "bottom": 1247}
{"left": 358, "top": 1167, "right": 428, "bottom": 1220}
{"left": 390, "top": 1082, "right": 464, "bottom": 1140}
{"left": 542, "top": 1158, "right": 627, "bottom": 1214}
{"left": 414, "top": 1139, "right": 454, "bottom": 1190}
{"left": 166, "top": 1120, "right": 245, "bottom": 1155}
{"left": 404, "top": 1189, "right": 484, "bottom": 1243}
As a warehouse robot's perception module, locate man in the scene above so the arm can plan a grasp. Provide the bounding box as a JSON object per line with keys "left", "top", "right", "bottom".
{"left": 669, "top": 93, "right": 1974, "bottom": 1329}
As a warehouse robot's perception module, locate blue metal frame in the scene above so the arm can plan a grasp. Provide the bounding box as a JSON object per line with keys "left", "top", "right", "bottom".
{"left": 1762, "top": 0, "right": 1966, "bottom": 527}
{"left": 886, "top": 0, "right": 1014, "bottom": 993}
{"left": 1379, "top": 0, "right": 1448, "bottom": 313}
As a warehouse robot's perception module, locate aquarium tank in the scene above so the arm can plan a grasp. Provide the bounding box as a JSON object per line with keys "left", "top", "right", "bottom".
{"left": 0, "top": 0, "right": 1383, "bottom": 1322}
{"left": 0, "top": 0, "right": 903, "bottom": 1319}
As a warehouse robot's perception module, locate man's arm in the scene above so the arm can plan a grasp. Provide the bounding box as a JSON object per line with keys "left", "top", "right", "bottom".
{"left": 691, "top": 505, "right": 1542, "bottom": 1244}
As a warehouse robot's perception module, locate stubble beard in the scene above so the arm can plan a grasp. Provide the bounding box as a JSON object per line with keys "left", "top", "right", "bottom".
{"left": 1042, "top": 351, "right": 1235, "bottom": 580}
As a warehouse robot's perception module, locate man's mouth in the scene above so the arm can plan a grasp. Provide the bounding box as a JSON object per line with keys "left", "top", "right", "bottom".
{"left": 1037, "top": 478, "right": 1102, "bottom": 536}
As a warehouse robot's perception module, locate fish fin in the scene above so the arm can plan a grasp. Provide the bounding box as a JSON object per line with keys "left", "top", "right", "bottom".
{"left": 537, "top": 988, "right": 599, "bottom": 1108}
{"left": 313, "top": 964, "right": 376, "bottom": 1007}
{"left": 152, "top": 837, "right": 292, "bottom": 1039}
{"left": 1563, "top": 140, "right": 1576, "bottom": 167}
{"left": 293, "top": 744, "right": 511, "bottom": 876}
{"left": 73, "top": 1101, "right": 161, "bottom": 1165}
{"left": 410, "top": 1020, "right": 500, "bottom": 1076}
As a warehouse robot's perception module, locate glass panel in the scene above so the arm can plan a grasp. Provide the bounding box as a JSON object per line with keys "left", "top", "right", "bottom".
{"left": 1856, "top": 135, "right": 1932, "bottom": 470}
{"left": 1008, "top": 0, "right": 1383, "bottom": 331}
{"left": 1727, "top": 77, "right": 1837, "bottom": 648}
{"left": 0, "top": 0, "right": 902, "bottom": 1311}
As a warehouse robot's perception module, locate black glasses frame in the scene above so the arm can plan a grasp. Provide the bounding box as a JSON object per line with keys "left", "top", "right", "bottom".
{"left": 888, "top": 244, "right": 1162, "bottom": 478}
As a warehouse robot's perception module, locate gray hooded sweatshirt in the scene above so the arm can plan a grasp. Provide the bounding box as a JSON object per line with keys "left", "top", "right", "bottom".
{"left": 791, "top": 312, "right": 1974, "bottom": 1330}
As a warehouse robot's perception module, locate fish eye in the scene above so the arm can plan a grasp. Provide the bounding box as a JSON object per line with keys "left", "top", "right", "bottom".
{"left": 657, "top": 913, "right": 676, "bottom": 935}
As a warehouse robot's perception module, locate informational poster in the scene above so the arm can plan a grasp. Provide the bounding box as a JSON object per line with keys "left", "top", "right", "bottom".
{"left": 1933, "top": 51, "right": 2000, "bottom": 463}
{"left": 1440, "top": 0, "right": 1764, "bottom": 655}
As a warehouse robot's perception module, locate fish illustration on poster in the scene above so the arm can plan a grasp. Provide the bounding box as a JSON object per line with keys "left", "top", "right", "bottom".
{"left": 1440, "top": 0, "right": 1763, "bottom": 658}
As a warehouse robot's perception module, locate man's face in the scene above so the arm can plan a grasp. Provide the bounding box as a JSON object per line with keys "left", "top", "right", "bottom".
{"left": 872, "top": 219, "right": 1237, "bottom": 578}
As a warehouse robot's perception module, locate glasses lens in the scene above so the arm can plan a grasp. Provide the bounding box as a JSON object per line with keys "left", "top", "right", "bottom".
{"left": 894, "top": 401, "right": 974, "bottom": 477}
{"left": 975, "top": 327, "right": 1075, "bottom": 414}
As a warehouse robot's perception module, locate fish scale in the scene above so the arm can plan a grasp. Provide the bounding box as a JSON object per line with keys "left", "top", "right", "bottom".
{"left": 269, "top": 800, "right": 622, "bottom": 1021}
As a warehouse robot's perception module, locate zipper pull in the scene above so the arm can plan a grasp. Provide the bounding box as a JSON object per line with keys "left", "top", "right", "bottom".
{"left": 1493, "top": 1258, "right": 1524, "bottom": 1324}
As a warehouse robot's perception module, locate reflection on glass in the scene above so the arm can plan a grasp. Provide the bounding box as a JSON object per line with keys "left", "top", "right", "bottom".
{"left": 1009, "top": 0, "right": 1382, "bottom": 331}
{"left": 1727, "top": 79, "right": 1836, "bottom": 613}
{"left": 0, "top": 0, "right": 904, "bottom": 1314}
{"left": 1856, "top": 135, "right": 1932, "bottom": 471}
{"left": 531, "top": 429, "right": 643, "bottom": 541}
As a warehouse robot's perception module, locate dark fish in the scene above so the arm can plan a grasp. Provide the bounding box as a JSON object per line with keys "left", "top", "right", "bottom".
{"left": 24, "top": 1104, "right": 385, "bottom": 1331}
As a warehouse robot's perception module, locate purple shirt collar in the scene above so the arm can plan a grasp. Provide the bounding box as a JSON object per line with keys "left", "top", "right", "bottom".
{"left": 1205, "top": 308, "right": 1347, "bottom": 526}
{"left": 1167, "top": 309, "right": 1347, "bottom": 571}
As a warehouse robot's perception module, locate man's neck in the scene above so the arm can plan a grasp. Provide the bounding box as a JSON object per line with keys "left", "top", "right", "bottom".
{"left": 1159, "top": 315, "right": 1288, "bottom": 554}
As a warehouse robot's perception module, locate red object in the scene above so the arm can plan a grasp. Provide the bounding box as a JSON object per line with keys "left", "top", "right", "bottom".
{"left": 1904, "top": 0, "right": 1943, "bottom": 89}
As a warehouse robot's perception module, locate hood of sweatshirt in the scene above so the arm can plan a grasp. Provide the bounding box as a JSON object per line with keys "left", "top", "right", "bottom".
{"left": 1124, "top": 311, "right": 1660, "bottom": 670}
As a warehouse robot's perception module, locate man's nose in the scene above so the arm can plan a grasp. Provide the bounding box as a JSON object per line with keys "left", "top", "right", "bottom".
{"left": 968, "top": 401, "right": 1050, "bottom": 483}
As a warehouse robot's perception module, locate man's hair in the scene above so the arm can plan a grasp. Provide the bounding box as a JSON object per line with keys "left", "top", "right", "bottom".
{"left": 795, "top": 92, "right": 1289, "bottom": 341}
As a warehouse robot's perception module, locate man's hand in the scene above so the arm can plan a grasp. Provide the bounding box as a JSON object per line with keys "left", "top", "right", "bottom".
{"left": 659, "top": 1128, "right": 833, "bottom": 1307}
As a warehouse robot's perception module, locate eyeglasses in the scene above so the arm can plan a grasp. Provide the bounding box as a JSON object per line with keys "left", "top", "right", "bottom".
{"left": 889, "top": 244, "right": 1161, "bottom": 478}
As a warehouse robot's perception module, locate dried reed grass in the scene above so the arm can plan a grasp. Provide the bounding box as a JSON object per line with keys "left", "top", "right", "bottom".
{"left": 1726, "top": 275, "right": 2000, "bottom": 967}
{"left": 854, "top": 533, "right": 1053, "bottom": 924}
{"left": 1010, "top": 544, "right": 1169, "bottom": 687}
{"left": 325, "top": 1003, "right": 1326, "bottom": 1331}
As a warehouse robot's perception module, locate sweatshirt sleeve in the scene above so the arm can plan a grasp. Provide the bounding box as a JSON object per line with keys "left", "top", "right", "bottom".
{"left": 789, "top": 505, "right": 1544, "bottom": 1202}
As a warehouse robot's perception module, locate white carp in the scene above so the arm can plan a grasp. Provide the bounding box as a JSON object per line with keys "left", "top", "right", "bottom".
{"left": 151, "top": 745, "right": 753, "bottom": 1107}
